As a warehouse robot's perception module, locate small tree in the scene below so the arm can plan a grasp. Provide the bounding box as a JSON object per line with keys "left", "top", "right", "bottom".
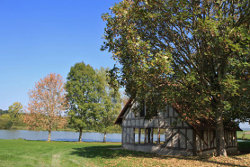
{"left": 0, "top": 114, "right": 12, "bottom": 129}
{"left": 96, "top": 68, "right": 122, "bottom": 142}
{"left": 23, "top": 73, "right": 67, "bottom": 141}
{"left": 8, "top": 102, "right": 23, "bottom": 125}
{"left": 66, "top": 62, "right": 102, "bottom": 142}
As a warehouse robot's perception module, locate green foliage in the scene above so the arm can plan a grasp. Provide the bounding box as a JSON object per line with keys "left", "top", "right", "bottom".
{"left": 95, "top": 67, "right": 122, "bottom": 134}
{"left": 66, "top": 63, "right": 122, "bottom": 141}
{"left": 8, "top": 102, "right": 23, "bottom": 123}
{"left": 102, "top": 0, "right": 249, "bottom": 122}
{"left": 103, "top": 0, "right": 249, "bottom": 155}
{"left": 0, "top": 114, "right": 13, "bottom": 129}
{"left": 0, "top": 103, "right": 23, "bottom": 129}
{"left": 66, "top": 62, "right": 103, "bottom": 131}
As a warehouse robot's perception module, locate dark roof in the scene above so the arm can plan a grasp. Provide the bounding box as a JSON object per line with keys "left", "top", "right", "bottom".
{"left": 115, "top": 99, "right": 241, "bottom": 131}
{"left": 115, "top": 99, "right": 133, "bottom": 124}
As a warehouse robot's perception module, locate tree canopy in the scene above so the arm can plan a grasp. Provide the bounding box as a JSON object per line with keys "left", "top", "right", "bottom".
{"left": 96, "top": 67, "right": 122, "bottom": 142}
{"left": 66, "top": 63, "right": 122, "bottom": 142}
{"left": 66, "top": 62, "right": 103, "bottom": 142}
{"left": 8, "top": 102, "right": 23, "bottom": 122}
{"left": 23, "top": 73, "right": 67, "bottom": 141}
{"left": 103, "top": 0, "right": 249, "bottom": 156}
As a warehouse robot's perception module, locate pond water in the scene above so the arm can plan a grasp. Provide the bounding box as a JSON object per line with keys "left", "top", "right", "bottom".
{"left": 0, "top": 130, "right": 121, "bottom": 142}
{"left": 0, "top": 130, "right": 164, "bottom": 142}
{"left": 1, "top": 130, "right": 246, "bottom": 143}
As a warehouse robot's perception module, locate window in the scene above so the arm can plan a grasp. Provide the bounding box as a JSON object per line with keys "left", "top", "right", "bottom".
{"left": 134, "top": 128, "right": 166, "bottom": 145}
{"left": 134, "top": 128, "right": 139, "bottom": 144}
{"left": 134, "top": 128, "right": 146, "bottom": 144}
{"left": 153, "top": 128, "right": 165, "bottom": 144}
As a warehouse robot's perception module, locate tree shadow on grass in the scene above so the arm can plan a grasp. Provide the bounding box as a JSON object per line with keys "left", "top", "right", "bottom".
{"left": 70, "top": 145, "right": 249, "bottom": 167}
{"left": 70, "top": 145, "right": 153, "bottom": 159}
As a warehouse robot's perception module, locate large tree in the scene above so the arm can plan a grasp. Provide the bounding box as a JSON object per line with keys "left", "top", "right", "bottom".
{"left": 102, "top": 0, "right": 249, "bottom": 156}
{"left": 66, "top": 62, "right": 103, "bottom": 142}
{"left": 96, "top": 67, "right": 122, "bottom": 142}
{"left": 23, "top": 73, "right": 67, "bottom": 141}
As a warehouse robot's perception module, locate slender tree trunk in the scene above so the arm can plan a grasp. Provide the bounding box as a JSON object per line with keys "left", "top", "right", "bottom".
{"left": 48, "top": 130, "right": 51, "bottom": 142}
{"left": 215, "top": 110, "right": 227, "bottom": 156}
{"left": 79, "top": 128, "right": 83, "bottom": 142}
{"left": 103, "top": 132, "right": 106, "bottom": 143}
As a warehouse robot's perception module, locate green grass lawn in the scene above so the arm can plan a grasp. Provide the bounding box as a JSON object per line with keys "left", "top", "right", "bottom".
{"left": 237, "top": 131, "right": 250, "bottom": 140}
{"left": 0, "top": 139, "right": 250, "bottom": 167}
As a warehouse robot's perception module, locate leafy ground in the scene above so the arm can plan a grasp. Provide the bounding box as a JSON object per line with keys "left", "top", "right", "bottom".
{"left": 0, "top": 139, "right": 250, "bottom": 167}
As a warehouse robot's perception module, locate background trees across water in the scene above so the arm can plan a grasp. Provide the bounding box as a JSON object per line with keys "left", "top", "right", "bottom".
{"left": 66, "top": 62, "right": 121, "bottom": 142}
{"left": 23, "top": 73, "right": 67, "bottom": 141}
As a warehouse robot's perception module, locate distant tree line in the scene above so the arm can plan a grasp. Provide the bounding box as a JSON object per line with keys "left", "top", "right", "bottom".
{"left": 66, "top": 63, "right": 121, "bottom": 142}
{"left": 0, "top": 62, "right": 122, "bottom": 142}
{"left": 0, "top": 102, "right": 24, "bottom": 129}
{"left": 0, "top": 109, "right": 8, "bottom": 115}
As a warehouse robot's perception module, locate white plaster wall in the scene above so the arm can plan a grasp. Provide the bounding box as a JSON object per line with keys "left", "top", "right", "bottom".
{"left": 123, "top": 128, "right": 126, "bottom": 143}
{"left": 183, "top": 122, "right": 189, "bottom": 127}
{"left": 196, "top": 135, "right": 200, "bottom": 151}
{"left": 123, "top": 144, "right": 194, "bottom": 156}
{"left": 144, "top": 120, "right": 149, "bottom": 128}
{"left": 172, "top": 133, "right": 179, "bottom": 148}
{"left": 187, "top": 129, "right": 193, "bottom": 142}
{"left": 140, "top": 119, "right": 144, "bottom": 127}
{"left": 204, "top": 131, "right": 208, "bottom": 149}
{"left": 180, "top": 129, "right": 186, "bottom": 149}
{"left": 153, "top": 119, "right": 159, "bottom": 127}
{"left": 158, "top": 112, "right": 164, "bottom": 118}
{"left": 169, "top": 107, "right": 173, "bottom": 117}
{"left": 159, "top": 120, "right": 165, "bottom": 127}
{"left": 148, "top": 119, "right": 153, "bottom": 127}
{"left": 172, "top": 118, "right": 176, "bottom": 126}
{"left": 165, "top": 106, "right": 169, "bottom": 118}
{"left": 173, "top": 109, "right": 178, "bottom": 117}
{"left": 177, "top": 119, "right": 182, "bottom": 127}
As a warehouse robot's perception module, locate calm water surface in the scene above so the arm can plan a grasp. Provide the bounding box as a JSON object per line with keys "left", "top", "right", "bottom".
{"left": 0, "top": 130, "right": 121, "bottom": 142}
{"left": 1, "top": 130, "right": 245, "bottom": 142}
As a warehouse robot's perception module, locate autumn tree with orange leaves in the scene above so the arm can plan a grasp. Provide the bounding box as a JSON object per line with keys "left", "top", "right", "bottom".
{"left": 23, "top": 73, "right": 67, "bottom": 141}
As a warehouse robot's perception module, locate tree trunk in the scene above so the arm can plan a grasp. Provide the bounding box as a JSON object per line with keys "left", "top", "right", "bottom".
{"left": 158, "top": 128, "right": 160, "bottom": 144}
{"left": 48, "top": 130, "right": 51, "bottom": 142}
{"left": 215, "top": 111, "right": 227, "bottom": 156}
{"left": 78, "top": 128, "right": 83, "bottom": 142}
{"left": 103, "top": 132, "right": 106, "bottom": 143}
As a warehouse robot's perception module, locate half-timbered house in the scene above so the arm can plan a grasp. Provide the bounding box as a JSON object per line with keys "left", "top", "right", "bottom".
{"left": 115, "top": 99, "right": 240, "bottom": 155}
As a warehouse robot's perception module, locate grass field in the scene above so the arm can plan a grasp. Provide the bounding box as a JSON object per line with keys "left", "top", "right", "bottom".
{"left": 237, "top": 131, "right": 250, "bottom": 140}
{"left": 0, "top": 139, "right": 250, "bottom": 167}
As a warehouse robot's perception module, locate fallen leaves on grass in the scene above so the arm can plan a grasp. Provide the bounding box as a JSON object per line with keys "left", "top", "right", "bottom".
{"left": 104, "top": 153, "right": 250, "bottom": 167}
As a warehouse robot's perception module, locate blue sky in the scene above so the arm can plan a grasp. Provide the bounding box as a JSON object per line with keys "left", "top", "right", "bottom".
{"left": 0, "top": 0, "right": 119, "bottom": 110}
{"left": 0, "top": 0, "right": 249, "bottom": 129}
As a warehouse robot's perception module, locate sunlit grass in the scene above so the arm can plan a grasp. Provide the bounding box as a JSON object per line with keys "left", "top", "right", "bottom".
{"left": 0, "top": 139, "right": 250, "bottom": 167}
{"left": 237, "top": 131, "right": 250, "bottom": 140}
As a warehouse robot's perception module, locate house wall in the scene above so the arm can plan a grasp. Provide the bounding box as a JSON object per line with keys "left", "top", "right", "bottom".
{"left": 121, "top": 105, "right": 195, "bottom": 155}
{"left": 195, "top": 129, "right": 238, "bottom": 155}
{"left": 121, "top": 104, "right": 238, "bottom": 156}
